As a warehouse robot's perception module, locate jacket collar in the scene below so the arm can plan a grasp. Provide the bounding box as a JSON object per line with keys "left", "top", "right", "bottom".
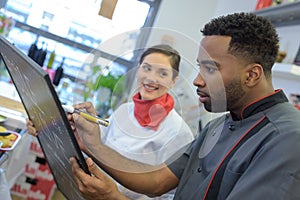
{"left": 231, "top": 89, "right": 288, "bottom": 120}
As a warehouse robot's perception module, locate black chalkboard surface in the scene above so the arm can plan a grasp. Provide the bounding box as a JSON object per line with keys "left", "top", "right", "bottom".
{"left": 0, "top": 36, "right": 89, "bottom": 200}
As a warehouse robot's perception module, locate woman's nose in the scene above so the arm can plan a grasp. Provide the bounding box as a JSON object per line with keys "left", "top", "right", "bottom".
{"left": 145, "top": 72, "right": 158, "bottom": 83}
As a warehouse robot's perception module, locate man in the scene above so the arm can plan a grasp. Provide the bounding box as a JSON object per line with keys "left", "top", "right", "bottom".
{"left": 70, "top": 12, "right": 300, "bottom": 200}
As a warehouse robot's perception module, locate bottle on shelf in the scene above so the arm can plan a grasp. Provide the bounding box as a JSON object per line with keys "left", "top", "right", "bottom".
{"left": 53, "top": 57, "right": 65, "bottom": 86}
{"left": 28, "top": 35, "right": 39, "bottom": 60}
{"left": 47, "top": 47, "right": 56, "bottom": 69}
{"left": 36, "top": 42, "right": 47, "bottom": 67}
{"left": 33, "top": 41, "right": 41, "bottom": 62}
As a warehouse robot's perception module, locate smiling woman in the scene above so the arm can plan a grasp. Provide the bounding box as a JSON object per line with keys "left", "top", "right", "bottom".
{"left": 73, "top": 44, "right": 195, "bottom": 199}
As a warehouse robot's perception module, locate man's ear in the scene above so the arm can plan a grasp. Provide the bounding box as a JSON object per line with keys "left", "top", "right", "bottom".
{"left": 244, "top": 64, "right": 263, "bottom": 87}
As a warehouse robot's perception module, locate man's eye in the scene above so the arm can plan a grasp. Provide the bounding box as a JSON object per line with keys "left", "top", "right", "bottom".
{"left": 206, "top": 66, "right": 217, "bottom": 73}
{"left": 197, "top": 63, "right": 217, "bottom": 74}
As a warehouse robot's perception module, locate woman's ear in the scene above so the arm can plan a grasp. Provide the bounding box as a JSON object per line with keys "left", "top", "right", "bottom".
{"left": 171, "top": 76, "right": 179, "bottom": 87}
{"left": 135, "top": 65, "right": 141, "bottom": 77}
{"left": 244, "top": 64, "right": 263, "bottom": 87}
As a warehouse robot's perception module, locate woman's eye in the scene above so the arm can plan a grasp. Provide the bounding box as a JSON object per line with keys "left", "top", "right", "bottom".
{"left": 142, "top": 65, "right": 151, "bottom": 71}
{"left": 159, "top": 71, "right": 169, "bottom": 77}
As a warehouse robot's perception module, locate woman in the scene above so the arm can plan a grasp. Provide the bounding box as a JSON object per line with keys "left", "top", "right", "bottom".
{"left": 27, "top": 44, "right": 195, "bottom": 199}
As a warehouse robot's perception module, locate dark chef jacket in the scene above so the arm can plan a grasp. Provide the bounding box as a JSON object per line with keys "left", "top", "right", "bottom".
{"left": 169, "top": 89, "right": 300, "bottom": 200}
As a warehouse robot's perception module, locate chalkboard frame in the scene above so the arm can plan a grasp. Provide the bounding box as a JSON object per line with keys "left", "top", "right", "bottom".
{"left": 0, "top": 36, "right": 89, "bottom": 200}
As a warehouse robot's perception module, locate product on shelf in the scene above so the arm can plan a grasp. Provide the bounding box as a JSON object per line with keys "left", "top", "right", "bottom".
{"left": 255, "top": 0, "right": 273, "bottom": 10}
{"left": 28, "top": 35, "right": 39, "bottom": 60}
{"left": 47, "top": 49, "right": 56, "bottom": 69}
{"left": 53, "top": 57, "right": 65, "bottom": 86}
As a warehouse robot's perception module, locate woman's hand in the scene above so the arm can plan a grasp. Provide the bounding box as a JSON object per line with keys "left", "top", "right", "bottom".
{"left": 71, "top": 102, "right": 102, "bottom": 153}
{"left": 73, "top": 101, "right": 97, "bottom": 116}
{"left": 26, "top": 118, "right": 38, "bottom": 137}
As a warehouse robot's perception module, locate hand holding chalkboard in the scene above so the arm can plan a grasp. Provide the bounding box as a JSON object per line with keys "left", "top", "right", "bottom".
{"left": 0, "top": 36, "right": 89, "bottom": 200}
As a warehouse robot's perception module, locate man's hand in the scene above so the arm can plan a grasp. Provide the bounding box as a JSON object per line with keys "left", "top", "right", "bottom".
{"left": 70, "top": 157, "right": 130, "bottom": 200}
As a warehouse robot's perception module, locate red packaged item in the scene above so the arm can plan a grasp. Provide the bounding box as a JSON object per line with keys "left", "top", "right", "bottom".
{"left": 255, "top": 0, "right": 273, "bottom": 10}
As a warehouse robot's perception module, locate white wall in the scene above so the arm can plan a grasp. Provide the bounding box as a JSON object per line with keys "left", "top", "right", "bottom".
{"left": 273, "top": 26, "right": 300, "bottom": 98}
{"left": 146, "top": 0, "right": 264, "bottom": 129}
{"left": 146, "top": 0, "right": 219, "bottom": 133}
{"left": 148, "top": 0, "right": 219, "bottom": 62}
{"left": 145, "top": 0, "right": 261, "bottom": 130}
{"left": 272, "top": 64, "right": 300, "bottom": 97}
{"left": 147, "top": 0, "right": 300, "bottom": 130}
{"left": 148, "top": 0, "right": 260, "bottom": 82}
{"left": 213, "top": 0, "right": 257, "bottom": 17}
{"left": 213, "top": 0, "right": 300, "bottom": 98}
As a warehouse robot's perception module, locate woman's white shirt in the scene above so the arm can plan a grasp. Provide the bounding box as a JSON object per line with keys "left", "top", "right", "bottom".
{"left": 100, "top": 102, "right": 195, "bottom": 200}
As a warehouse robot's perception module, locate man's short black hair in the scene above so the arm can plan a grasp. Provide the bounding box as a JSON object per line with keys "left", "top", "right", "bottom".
{"left": 201, "top": 12, "right": 279, "bottom": 78}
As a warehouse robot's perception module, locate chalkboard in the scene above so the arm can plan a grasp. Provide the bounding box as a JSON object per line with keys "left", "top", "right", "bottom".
{"left": 0, "top": 36, "right": 89, "bottom": 200}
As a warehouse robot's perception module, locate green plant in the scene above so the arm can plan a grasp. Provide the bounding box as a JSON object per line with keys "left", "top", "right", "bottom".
{"left": 83, "top": 65, "right": 125, "bottom": 103}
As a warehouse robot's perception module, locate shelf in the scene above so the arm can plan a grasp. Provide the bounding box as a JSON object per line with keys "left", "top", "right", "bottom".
{"left": 254, "top": 1, "right": 300, "bottom": 27}
{"left": 272, "top": 62, "right": 300, "bottom": 80}
{"left": 14, "top": 21, "right": 133, "bottom": 68}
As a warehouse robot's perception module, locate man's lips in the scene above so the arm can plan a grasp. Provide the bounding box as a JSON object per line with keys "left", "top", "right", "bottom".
{"left": 196, "top": 89, "right": 210, "bottom": 103}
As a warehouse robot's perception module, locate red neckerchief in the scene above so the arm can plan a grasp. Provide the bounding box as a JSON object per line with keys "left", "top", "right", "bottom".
{"left": 133, "top": 92, "right": 174, "bottom": 131}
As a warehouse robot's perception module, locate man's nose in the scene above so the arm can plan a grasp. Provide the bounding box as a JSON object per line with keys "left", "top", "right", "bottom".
{"left": 193, "top": 73, "right": 206, "bottom": 87}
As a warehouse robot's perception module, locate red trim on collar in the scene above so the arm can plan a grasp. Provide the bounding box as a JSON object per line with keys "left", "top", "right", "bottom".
{"left": 239, "top": 89, "right": 282, "bottom": 119}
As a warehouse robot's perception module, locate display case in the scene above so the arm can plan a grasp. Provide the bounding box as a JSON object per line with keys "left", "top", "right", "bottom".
{"left": 6, "top": 20, "right": 133, "bottom": 81}
{"left": 253, "top": 1, "right": 300, "bottom": 70}
{"left": 0, "top": 82, "right": 30, "bottom": 190}
{"left": 1, "top": 0, "right": 163, "bottom": 117}
{"left": 254, "top": 1, "right": 300, "bottom": 104}
{"left": 1, "top": 0, "right": 162, "bottom": 81}
{"left": 254, "top": 1, "right": 300, "bottom": 27}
